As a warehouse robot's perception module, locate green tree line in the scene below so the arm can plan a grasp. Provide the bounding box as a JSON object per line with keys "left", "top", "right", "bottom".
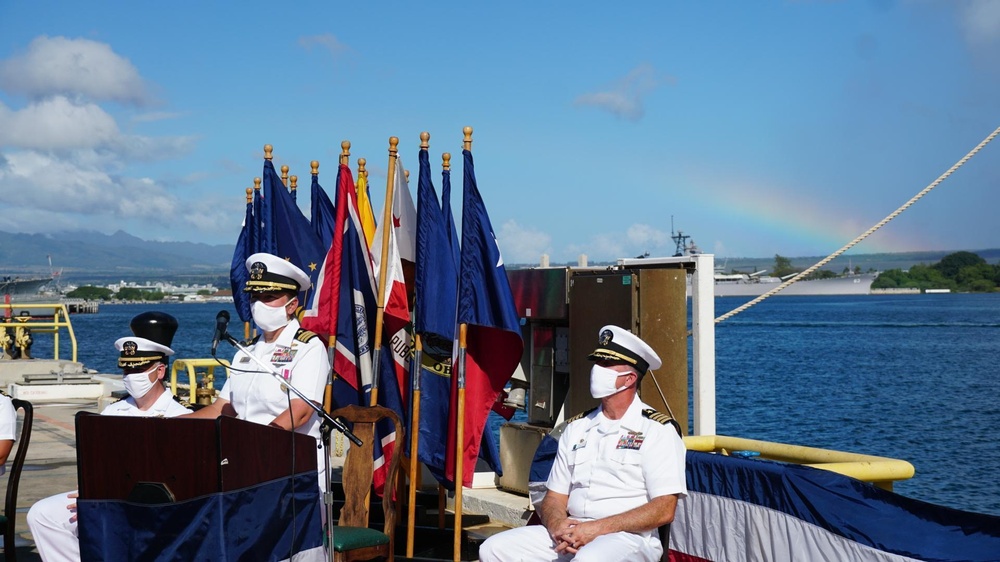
{"left": 66, "top": 286, "right": 166, "bottom": 301}
{"left": 871, "top": 251, "right": 999, "bottom": 293}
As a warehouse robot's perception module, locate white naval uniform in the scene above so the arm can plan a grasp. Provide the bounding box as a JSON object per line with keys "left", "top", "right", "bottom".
{"left": 27, "top": 389, "right": 191, "bottom": 562}
{"left": 220, "top": 318, "right": 329, "bottom": 489}
{"left": 0, "top": 393, "right": 17, "bottom": 476}
{"left": 479, "top": 396, "right": 687, "bottom": 562}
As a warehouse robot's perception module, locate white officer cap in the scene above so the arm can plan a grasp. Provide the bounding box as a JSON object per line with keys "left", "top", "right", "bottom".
{"left": 587, "top": 325, "right": 662, "bottom": 374}
{"left": 243, "top": 252, "right": 311, "bottom": 293}
{"left": 115, "top": 336, "right": 174, "bottom": 370}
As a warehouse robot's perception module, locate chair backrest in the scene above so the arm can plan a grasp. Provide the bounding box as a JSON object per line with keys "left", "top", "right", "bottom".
{"left": 329, "top": 404, "right": 404, "bottom": 535}
{"left": 4, "top": 399, "right": 33, "bottom": 559}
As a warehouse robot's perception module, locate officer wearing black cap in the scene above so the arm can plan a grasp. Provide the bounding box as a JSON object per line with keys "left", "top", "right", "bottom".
{"left": 183, "top": 253, "right": 329, "bottom": 491}
{"left": 27, "top": 312, "right": 191, "bottom": 562}
{"left": 480, "top": 325, "right": 687, "bottom": 562}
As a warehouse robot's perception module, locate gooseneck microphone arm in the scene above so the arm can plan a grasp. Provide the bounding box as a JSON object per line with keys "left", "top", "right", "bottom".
{"left": 218, "top": 330, "right": 363, "bottom": 446}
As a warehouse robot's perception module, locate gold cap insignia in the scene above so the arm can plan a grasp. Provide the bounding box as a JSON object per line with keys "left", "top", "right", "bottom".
{"left": 122, "top": 341, "right": 138, "bottom": 356}
{"left": 599, "top": 329, "right": 613, "bottom": 346}
{"left": 250, "top": 261, "right": 267, "bottom": 281}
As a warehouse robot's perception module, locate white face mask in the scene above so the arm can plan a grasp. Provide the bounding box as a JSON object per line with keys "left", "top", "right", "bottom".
{"left": 589, "top": 364, "right": 633, "bottom": 399}
{"left": 124, "top": 364, "right": 159, "bottom": 399}
{"left": 252, "top": 299, "right": 291, "bottom": 332}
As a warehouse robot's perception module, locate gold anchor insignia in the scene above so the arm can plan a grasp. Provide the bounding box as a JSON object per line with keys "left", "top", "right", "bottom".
{"left": 250, "top": 261, "right": 267, "bottom": 280}
{"left": 123, "top": 341, "right": 138, "bottom": 356}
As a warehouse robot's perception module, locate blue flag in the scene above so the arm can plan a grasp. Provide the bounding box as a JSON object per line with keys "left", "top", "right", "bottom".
{"left": 446, "top": 149, "right": 524, "bottom": 487}
{"left": 262, "top": 159, "right": 326, "bottom": 306}
{"left": 230, "top": 197, "right": 255, "bottom": 322}
{"left": 413, "top": 147, "right": 458, "bottom": 485}
{"left": 310, "top": 168, "right": 337, "bottom": 251}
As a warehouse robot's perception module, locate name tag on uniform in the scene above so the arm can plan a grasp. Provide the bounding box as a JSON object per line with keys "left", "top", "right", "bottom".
{"left": 616, "top": 431, "right": 644, "bottom": 450}
{"left": 271, "top": 346, "right": 296, "bottom": 363}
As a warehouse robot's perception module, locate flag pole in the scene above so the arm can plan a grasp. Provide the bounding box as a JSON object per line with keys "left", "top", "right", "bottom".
{"left": 438, "top": 150, "right": 452, "bottom": 532}
{"left": 370, "top": 136, "right": 399, "bottom": 407}
{"left": 452, "top": 125, "right": 474, "bottom": 562}
{"left": 405, "top": 131, "right": 433, "bottom": 557}
{"left": 243, "top": 187, "right": 254, "bottom": 342}
{"left": 454, "top": 322, "right": 468, "bottom": 562}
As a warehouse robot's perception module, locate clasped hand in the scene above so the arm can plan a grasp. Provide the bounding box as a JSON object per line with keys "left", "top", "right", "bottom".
{"left": 550, "top": 518, "right": 603, "bottom": 554}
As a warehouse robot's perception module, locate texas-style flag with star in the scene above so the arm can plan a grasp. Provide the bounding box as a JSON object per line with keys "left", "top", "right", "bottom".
{"left": 261, "top": 158, "right": 325, "bottom": 306}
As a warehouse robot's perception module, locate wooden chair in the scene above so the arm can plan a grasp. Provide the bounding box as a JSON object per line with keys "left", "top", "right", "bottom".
{"left": 1, "top": 399, "right": 33, "bottom": 562}
{"left": 330, "top": 404, "right": 404, "bottom": 562}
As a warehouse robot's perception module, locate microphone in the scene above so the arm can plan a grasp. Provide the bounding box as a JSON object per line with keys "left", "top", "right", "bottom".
{"left": 212, "top": 310, "right": 230, "bottom": 355}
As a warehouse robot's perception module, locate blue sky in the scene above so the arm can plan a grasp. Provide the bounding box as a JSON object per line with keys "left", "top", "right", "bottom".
{"left": 1, "top": 1, "right": 998, "bottom": 263}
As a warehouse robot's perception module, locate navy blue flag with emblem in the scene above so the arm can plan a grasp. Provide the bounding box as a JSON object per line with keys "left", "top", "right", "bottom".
{"left": 412, "top": 147, "right": 458, "bottom": 486}
{"left": 310, "top": 167, "right": 337, "bottom": 251}
{"left": 446, "top": 149, "right": 524, "bottom": 487}
{"left": 229, "top": 195, "right": 256, "bottom": 322}
{"left": 262, "top": 159, "right": 325, "bottom": 306}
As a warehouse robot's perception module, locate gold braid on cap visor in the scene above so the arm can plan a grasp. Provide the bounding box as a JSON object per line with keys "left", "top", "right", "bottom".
{"left": 243, "top": 280, "right": 299, "bottom": 292}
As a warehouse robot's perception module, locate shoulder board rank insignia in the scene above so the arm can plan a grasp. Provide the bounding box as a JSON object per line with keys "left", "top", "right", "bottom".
{"left": 295, "top": 328, "right": 319, "bottom": 343}
{"left": 173, "top": 395, "right": 192, "bottom": 408}
{"left": 565, "top": 406, "right": 599, "bottom": 424}
{"left": 0, "top": 389, "right": 10, "bottom": 399}
{"left": 642, "top": 408, "right": 683, "bottom": 437}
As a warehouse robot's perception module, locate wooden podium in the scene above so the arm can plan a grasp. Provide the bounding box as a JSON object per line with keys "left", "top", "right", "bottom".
{"left": 75, "top": 414, "right": 324, "bottom": 561}
{"left": 76, "top": 413, "right": 318, "bottom": 501}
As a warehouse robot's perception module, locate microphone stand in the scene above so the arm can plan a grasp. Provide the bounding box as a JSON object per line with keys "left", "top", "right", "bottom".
{"left": 219, "top": 331, "right": 361, "bottom": 560}
{"left": 220, "top": 331, "right": 362, "bottom": 446}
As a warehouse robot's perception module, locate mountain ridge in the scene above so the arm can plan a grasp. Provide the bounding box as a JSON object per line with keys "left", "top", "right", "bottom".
{"left": 2, "top": 230, "right": 998, "bottom": 284}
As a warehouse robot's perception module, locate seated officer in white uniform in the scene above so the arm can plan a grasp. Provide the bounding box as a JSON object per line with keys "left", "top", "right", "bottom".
{"left": 27, "top": 312, "right": 191, "bottom": 562}
{"left": 479, "top": 325, "right": 687, "bottom": 562}
{"left": 0, "top": 391, "right": 16, "bottom": 476}
{"left": 183, "top": 253, "right": 329, "bottom": 490}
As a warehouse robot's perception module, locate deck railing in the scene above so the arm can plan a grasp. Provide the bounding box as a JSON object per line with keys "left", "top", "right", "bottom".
{"left": 684, "top": 434, "right": 915, "bottom": 491}
{"left": 1, "top": 303, "right": 77, "bottom": 363}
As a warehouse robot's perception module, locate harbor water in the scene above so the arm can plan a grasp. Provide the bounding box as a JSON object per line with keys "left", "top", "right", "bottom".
{"left": 29, "top": 294, "right": 1000, "bottom": 517}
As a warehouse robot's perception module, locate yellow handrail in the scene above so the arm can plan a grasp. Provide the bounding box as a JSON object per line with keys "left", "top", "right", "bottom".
{"left": 170, "top": 357, "right": 228, "bottom": 402}
{"left": 0, "top": 303, "right": 78, "bottom": 362}
{"left": 684, "top": 434, "right": 915, "bottom": 491}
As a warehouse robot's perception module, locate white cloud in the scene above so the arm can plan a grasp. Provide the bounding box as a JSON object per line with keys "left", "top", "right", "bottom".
{"left": 299, "top": 34, "right": 351, "bottom": 58}
{"left": 957, "top": 1, "right": 1000, "bottom": 46}
{"left": 0, "top": 96, "right": 120, "bottom": 150}
{"left": 0, "top": 36, "right": 151, "bottom": 105}
{"left": 0, "top": 150, "right": 176, "bottom": 217}
{"left": 626, "top": 223, "right": 670, "bottom": 250}
{"left": 565, "top": 223, "right": 673, "bottom": 262}
{"left": 498, "top": 219, "right": 552, "bottom": 264}
{"left": 574, "top": 63, "right": 673, "bottom": 121}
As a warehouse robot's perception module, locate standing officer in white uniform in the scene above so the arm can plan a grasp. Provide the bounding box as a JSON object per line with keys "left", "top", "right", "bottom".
{"left": 27, "top": 312, "right": 190, "bottom": 562}
{"left": 479, "top": 325, "right": 687, "bottom": 562}
{"left": 184, "top": 253, "right": 329, "bottom": 490}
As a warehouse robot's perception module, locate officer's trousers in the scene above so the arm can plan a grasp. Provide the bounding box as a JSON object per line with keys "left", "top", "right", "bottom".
{"left": 27, "top": 491, "right": 80, "bottom": 562}
{"left": 478, "top": 524, "right": 662, "bottom": 562}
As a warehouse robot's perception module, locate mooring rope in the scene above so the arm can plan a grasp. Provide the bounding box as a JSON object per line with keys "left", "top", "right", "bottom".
{"left": 714, "top": 125, "right": 1000, "bottom": 324}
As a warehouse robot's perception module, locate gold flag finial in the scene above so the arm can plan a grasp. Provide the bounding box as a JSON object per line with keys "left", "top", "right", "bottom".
{"left": 420, "top": 131, "right": 430, "bottom": 149}
{"left": 358, "top": 157, "right": 367, "bottom": 175}
{"left": 462, "top": 126, "right": 473, "bottom": 151}
{"left": 340, "top": 141, "right": 351, "bottom": 165}
{"left": 442, "top": 152, "right": 451, "bottom": 171}
{"left": 281, "top": 165, "right": 289, "bottom": 187}
{"left": 253, "top": 177, "right": 262, "bottom": 192}
{"left": 245, "top": 187, "right": 253, "bottom": 204}
{"left": 290, "top": 175, "right": 298, "bottom": 191}
{"left": 263, "top": 144, "right": 273, "bottom": 160}
{"left": 310, "top": 160, "right": 319, "bottom": 175}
